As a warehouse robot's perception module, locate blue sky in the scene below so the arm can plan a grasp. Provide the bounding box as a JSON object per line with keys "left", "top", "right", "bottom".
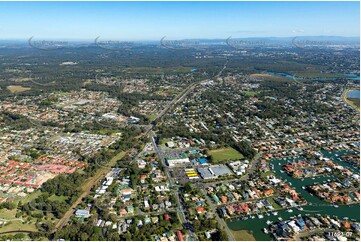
{"left": 0, "top": 1, "right": 359, "bottom": 40}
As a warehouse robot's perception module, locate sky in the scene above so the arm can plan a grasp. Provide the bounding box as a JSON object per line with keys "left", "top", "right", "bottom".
{"left": 0, "top": 1, "right": 359, "bottom": 40}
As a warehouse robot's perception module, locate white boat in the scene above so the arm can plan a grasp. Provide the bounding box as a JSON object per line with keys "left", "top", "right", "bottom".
{"left": 278, "top": 163, "right": 281, "bottom": 165}
{"left": 280, "top": 170, "right": 284, "bottom": 173}
{"left": 333, "top": 205, "right": 339, "bottom": 208}
{"left": 251, "top": 216, "right": 256, "bottom": 219}
{"left": 278, "top": 217, "right": 283, "bottom": 221}
{"left": 287, "top": 209, "right": 293, "bottom": 213}
{"left": 266, "top": 213, "right": 270, "bottom": 216}
{"left": 258, "top": 214, "right": 264, "bottom": 219}
{"left": 272, "top": 212, "right": 278, "bottom": 216}
{"left": 263, "top": 228, "right": 269, "bottom": 234}
{"left": 302, "top": 186, "right": 306, "bottom": 189}
{"left": 266, "top": 220, "right": 272, "bottom": 225}
{"left": 297, "top": 207, "right": 304, "bottom": 211}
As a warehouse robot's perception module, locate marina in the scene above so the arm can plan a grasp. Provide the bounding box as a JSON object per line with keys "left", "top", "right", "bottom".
{"left": 227, "top": 150, "right": 360, "bottom": 240}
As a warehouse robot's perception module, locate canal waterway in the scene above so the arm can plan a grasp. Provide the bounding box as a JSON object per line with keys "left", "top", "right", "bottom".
{"left": 227, "top": 150, "right": 360, "bottom": 240}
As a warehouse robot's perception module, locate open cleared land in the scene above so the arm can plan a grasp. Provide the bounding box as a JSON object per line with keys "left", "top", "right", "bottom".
{"left": 342, "top": 88, "right": 360, "bottom": 110}
{"left": 6, "top": 85, "right": 31, "bottom": 93}
{"left": 348, "top": 98, "right": 360, "bottom": 108}
{"left": 0, "top": 209, "right": 37, "bottom": 234}
{"left": 290, "top": 72, "right": 348, "bottom": 79}
{"left": 230, "top": 229, "right": 256, "bottom": 241}
{"left": 208, "top": 147, "right": 244, "bottom": 162}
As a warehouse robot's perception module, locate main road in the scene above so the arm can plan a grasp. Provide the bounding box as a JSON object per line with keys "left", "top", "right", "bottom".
{"left": 55, "top": 57, "right": 229, "bottom": 238}
{"left": 146, "top": 58, "right": 230, "bottom": 240}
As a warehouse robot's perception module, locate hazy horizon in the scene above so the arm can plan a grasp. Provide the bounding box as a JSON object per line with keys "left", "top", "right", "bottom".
{"left": 0, "top": 35, "right": 360, "bottom": 42}
{"left": 0, "top": 2, "right": 359, "bottom": 40}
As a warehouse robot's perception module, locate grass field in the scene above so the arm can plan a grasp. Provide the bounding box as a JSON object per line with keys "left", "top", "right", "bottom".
{"left": 110, "top": 151, "right": 126, "bottom": 163}
{"left": 230, "top": 229, "right": 256, "bottom": 241}
{"left": 208, "top": 147, "right": 244, "bottom": 162}
{"left": 0, "top": 208, "right": 37, "bottom": 234}
{"left": 243, "top": 91, "right": 259, "bottom": 97}
{"left": 48, "top": 195, "right": 68, "bottom": 202}
{"left": 0, "top": 208, "right": 17, "bottom": 220}
{"left": 0, "top": 220, "right": 37, "bottom": 234}
{"left": 6, "top": 85, "right": 31, "bottom": 93}
{"left": 249, "top": 73, "right": 295, "bottom": 83}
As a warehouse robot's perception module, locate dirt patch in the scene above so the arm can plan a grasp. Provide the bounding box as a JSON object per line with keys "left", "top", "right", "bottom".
{"left": 7, "top": 85, "right": 31, "bottom": 93}
{"left": 249, "top": 73, "right": 274, "bottom": 79}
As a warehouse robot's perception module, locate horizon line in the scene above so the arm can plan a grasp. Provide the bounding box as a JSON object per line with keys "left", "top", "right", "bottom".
{"left": 1, "top": 35, "right": 360, "bottom": 42}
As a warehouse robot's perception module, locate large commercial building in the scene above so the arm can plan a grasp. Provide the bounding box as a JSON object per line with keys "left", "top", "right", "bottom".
{"left": 197, "top": 165, "right": 232, "bottom": 179}
{"left": 166, "top": 153, "right": 190, "bottom": 167}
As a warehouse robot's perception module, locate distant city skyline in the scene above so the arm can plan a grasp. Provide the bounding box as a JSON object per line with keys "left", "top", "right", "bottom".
{"left": 0, "top": 1, "right": 359, "bottom": 40}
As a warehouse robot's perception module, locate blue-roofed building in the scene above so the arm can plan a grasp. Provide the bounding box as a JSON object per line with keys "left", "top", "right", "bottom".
{"left": 75, "top": 209, "right": 90, "bottom": 218}
{"left": 297, "top": 217, "right": 306, "bottom": 230}
{"left": 199, "top": 158, "right": 207, "bottom": 165}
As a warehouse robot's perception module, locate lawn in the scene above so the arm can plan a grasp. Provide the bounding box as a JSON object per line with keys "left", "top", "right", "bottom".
{"left": 146, "top": 113, "right": 158, "bottom": 122}
{"left": 260, "top": 171, "right": 274, "bottom": 178}
{"left": 267, "top": 198, "right": 281, "bottom": 210}
{"left": 207, "top": 147, "right": 244, "bottom": 163}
